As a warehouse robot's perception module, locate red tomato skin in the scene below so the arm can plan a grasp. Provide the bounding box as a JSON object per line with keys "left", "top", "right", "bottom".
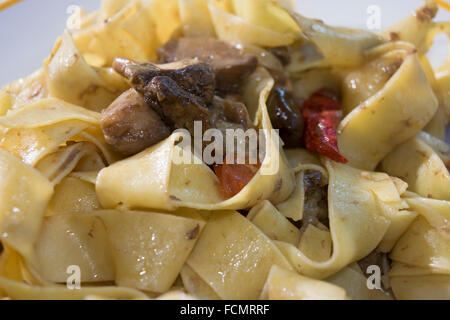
{"left": 302, "top": 90, "right": 348, "bottom": 163}
{"left": 214, "top": 161, "right": 260, "bottom": 199}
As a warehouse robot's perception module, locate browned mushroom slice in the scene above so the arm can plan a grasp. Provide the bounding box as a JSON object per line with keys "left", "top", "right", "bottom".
{"left": 267, "top": 86, "right": 304, "bottom": 148}
{"left": 302, "top": 170, "right": 329, "bottom": 228}
{"left": 157, "top": 38, "right": 258, "bottom": 94}
{"left": 100, "top": 88, "right": 171, "bottom": 156}
{"left": 145, "top": 77, "right": 254, "bottom": 139}
{"left": 269, "top": 46, "right": 293, "bottom": 66}
{"left": 210, "top": 95, "right": 253, "bottom": 132}
{"left": 113, "top": 58, "right": 216, "bottom": 103}
{"left": 144, "top": 76, "right": 211, "bottom": 136}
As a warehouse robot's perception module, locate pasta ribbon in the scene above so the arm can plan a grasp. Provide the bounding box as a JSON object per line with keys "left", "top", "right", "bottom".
{"left": 338, "top": 50, "right": 438, "bottom": 170}
{"left": 0, "top": 150, "right": 53, "bottom": 263}
{"left": 287, "top": 10, "right": 382, "bottom": 68}
{"left": 326, "top": 264, "right": 392, "bottom": 300}
{"left": 0, "top": 276, "right": 148, "bottom": 300}
{"left": 187, "top": 211, "right": 293, "bottom": 299}
{"left": 208, "top": 0, "right": 299, "bottom": 47}
{"left": 1, "top": 69, "right": 48, "bottom": 109}
{"left": 389, "top": 194, "right": 450, "bottom": 299}
{"left": 381, "top": 134, "right": 450, "bottom": 200}
{"left": 32, "top": 209, "right": 205, "bottom": 293}
{"left": 260, "top": 265, "right": 347, "bottom": 300}
{"left": 179, "top": 0, "right": 216, "bottom": 37}
{"left": 0, "top": 98, "right": 101, "bottom": 166}
{"left": 272, "top": 160, "right": 408, "bottom": 279}
{"left": 45, "top": 31, "right": 129, "bottom": 112}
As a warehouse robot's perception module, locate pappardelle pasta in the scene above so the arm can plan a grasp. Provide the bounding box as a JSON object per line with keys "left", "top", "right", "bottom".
{"left": 0, "top": 0, "right": 449, "bottom": 300}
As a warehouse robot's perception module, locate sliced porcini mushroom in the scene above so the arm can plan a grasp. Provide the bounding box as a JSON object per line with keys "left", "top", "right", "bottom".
{"left": 267, "top": 86, "right": 304, "bottom": 148}
{"left": 157, "top": 37, "right": 258, "bottom": 94}
{"left": 209, "top": 95, "right": 253, "bottom": 132}
{"left": 144, "top": 77, "right": 253, "bottom": 137}
{"left": 100, "top": 88, "right": 170, "bottom": 156}
{"left": 113, "top": 58, "right": 216, "bottom": 103}
{"left": 144, "top": 76, "right": 211, "bottom": 135}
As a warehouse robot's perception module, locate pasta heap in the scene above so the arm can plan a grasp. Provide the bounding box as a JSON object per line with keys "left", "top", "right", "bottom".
{"left": 0, "top": 0, "right": 448, "bottom": 300}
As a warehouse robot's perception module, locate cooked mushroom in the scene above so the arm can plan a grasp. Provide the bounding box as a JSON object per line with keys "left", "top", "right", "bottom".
{"left": 144, "top": 76, "right": 211, "bottom": 135}
{"left": 145, "top": 77, "right": 253, "bottom": 136}
{"left": 100, "top": 88, "right": 170, "bottom": 156}
{"left": 209, "top": 95, "right": 253, "bottom": 132}
{"left": 113, "top": 58, "right": 216, "bottom": 103}
{"left": 107, "top": 51, "right": 256, "bottom": 157}
{"left": 302, "top": 170, "right": 329, "bottom": 228}
{"left": 267, "top": 86, "right": 304, "bottom": 148}
{"left": 157, "top": 38, "right": 258, "bottom": 94}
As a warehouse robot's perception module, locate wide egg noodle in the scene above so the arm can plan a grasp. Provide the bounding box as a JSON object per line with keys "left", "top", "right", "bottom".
{"left": 382, "top": 0, "right": 437, "bottom": 55}
{"left": 0, "top": 90, "right": 13, "bottom": 116}
{"left": 96, "top": 209, "right": 205, "bottom": 293}
{"left": 0, "top": 98, "right": 101, "bottom": 166}
{"left": 326, "top": 264, "right": 391, "bottom": 300}
{"left": 155, "top": 290, "right": 197, "bottom": 300}
{"left": 337, "top": 48, "right": 438, "bottom": 171}
{"left": 274, "top": 160, "right": 412, "bottom": 279}
{"left": 35, "top": 141, "right": 105, "bottom": 186}
{"left": 0, "top": 245, "right": 24, "bottom": 285}
{"left": 46, "top": 176, "right": 101, "bottom": 217}
{"left": 272, "top": 151, "right": 414, "bottom": 255}
{"left": 0, "top": 150, "right": 53, "bottom": 267}
{"left": 286, "top": 9, "right": 382, "bottom": 68}
{"left": 179, "top": 0, "right": 216, "bottom": 37}
{"left": 35, "top": 142, "right": 106, "bottom": 217}
{"left": 424, "top": 107, "right": 448, "bottom": 141}
{"left": 0, "top": 275, "right": 148, "bottom": 300}
{"left": 73, "top": 0, "right": 158, "bottom": 67}
{"left": 382, "top": 1, "right": 450, "bottom": 127}
{"left": 275, "top": 149, "right": 328, "bottom": 221}
{"left": 186, "top": 211, "right": 294, "bottom": 300}
{"left": 338, "top": 1, "right": 448, "bottom": 171}
{"left": 35, "top": 213, "right": 115, "bottom": 284}
{"left": 341, "top": 49, "right": 406, "bottom": 115}
{"left": 1, "top": 69, "right": 48, "bottom": 109}
{"left": 0, "top": 242, "right": 44, "bottom": 291}
{"left": 376, "top": 201, "right": 417, "bottom": 253}
{"left": 180, "top": 264, "right": 221, "bottom": 300}
{"left": 390, "top": 197, "right": 450, "bottom": 272}
{"left": 291, "top": 68, "right": 341, "bottom": 101}
{"left": 30, "top": 209, "right": 205, "bottom": 296}
{"left": 143, "top": 0, "right": 182, "bottom": 46}
{"left": 239, "top": 43, "right": 284, "bottom": 73}
{"left": 96, "top": 67, "right": 295, "bottom": 211}
{"left": 99, "top": 0, "right": 131, "bottom": 19}
{"left": 72, "top": 126, "right": 122, "bottom": 165}
{"left": 45, "top": 31, "right": 129, "bottom": 112}
{"left": 298, "top": 223, "right": 332, "bottom": 263}
{"left": 389, "top": 194, "right": 450, "bottom": 299}
{"left": 381, "top": 134, "right": 450, "bottom": 201}
{"left": 208, "top": 0, "right": 299, "bottom": 47}
{"left": 247, "top": 200, "right": 301, "bottom": 246}
{"left": 426, "top": 21, "right": 450, "bottom": 120}
{"left": 389, "top": 273, "right": 450, "bottom": 300}
{"left": 230, "top": 0, "right": 299, "bottom": 35}
{"left": 260, "top": 265, "right": 347, "bottom": 300}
